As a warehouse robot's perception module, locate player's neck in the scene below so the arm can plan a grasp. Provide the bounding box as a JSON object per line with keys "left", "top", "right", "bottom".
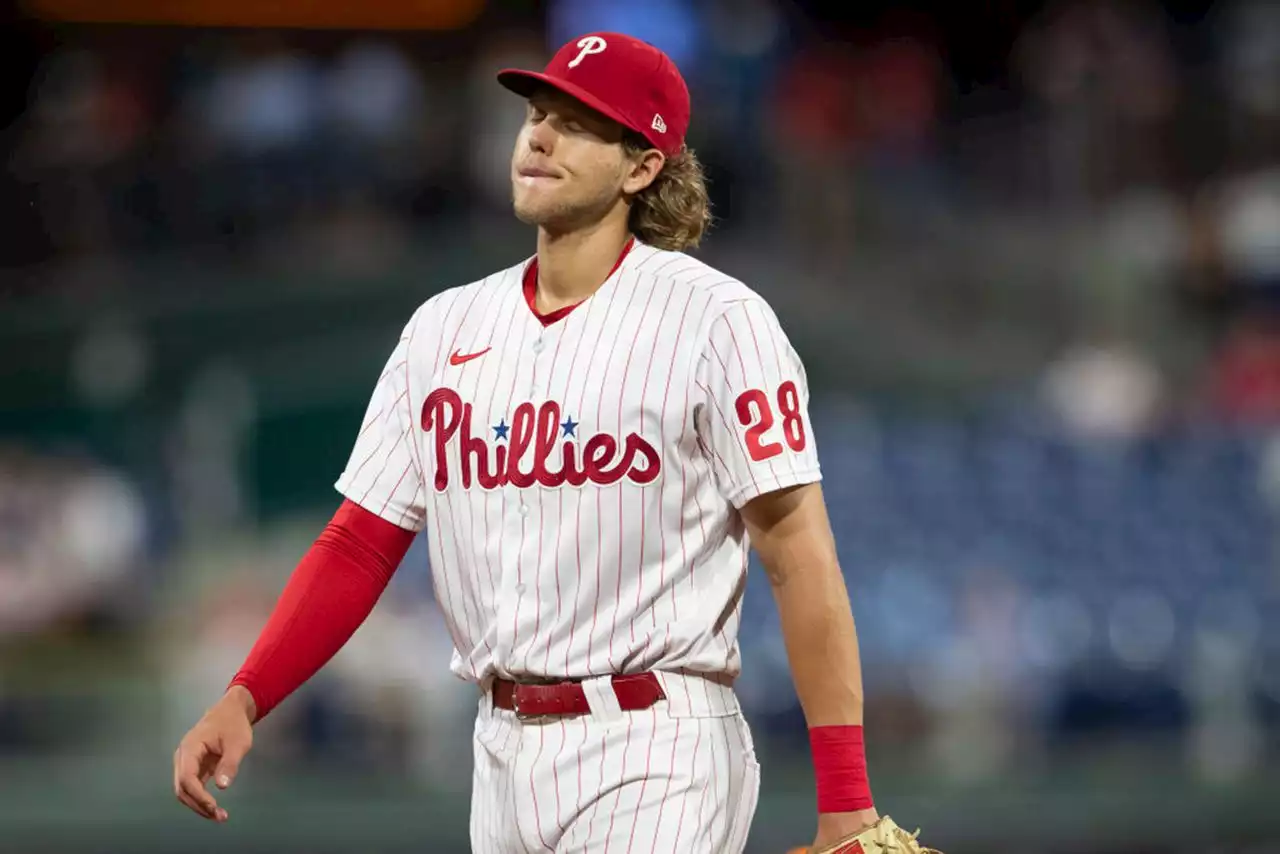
{"left": 534, "top": 219, "right": 632, "bottom": 314}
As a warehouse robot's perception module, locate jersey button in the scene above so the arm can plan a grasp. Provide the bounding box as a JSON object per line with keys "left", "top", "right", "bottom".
{"left": 519, "top": 504, "right": 530, "bottom": 517}
{"left": 531, "top": 339, "right": 545, "bottom": 354}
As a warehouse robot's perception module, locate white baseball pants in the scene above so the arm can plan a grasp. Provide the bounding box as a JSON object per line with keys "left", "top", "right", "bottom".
{"left": 468, "top": 672, "right": 761, "bottom": 853}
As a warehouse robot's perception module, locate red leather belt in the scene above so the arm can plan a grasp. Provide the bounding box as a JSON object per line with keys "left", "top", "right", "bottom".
{"left": 492, "top": 673, "right": 666, "bottom": 719}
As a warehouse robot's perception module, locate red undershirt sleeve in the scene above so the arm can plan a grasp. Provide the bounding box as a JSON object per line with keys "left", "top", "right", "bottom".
{"left": 227, "top": 498, "right": 418, "bottom": 721}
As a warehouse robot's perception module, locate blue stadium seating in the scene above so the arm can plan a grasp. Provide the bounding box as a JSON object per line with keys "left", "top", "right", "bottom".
{"left": 740, "top": 404, "right": 1279, "bottom": 735}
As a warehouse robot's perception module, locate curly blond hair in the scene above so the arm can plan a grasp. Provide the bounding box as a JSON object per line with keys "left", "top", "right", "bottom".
{"left": 623, "top": 136, "right": 712, "bottom": 252}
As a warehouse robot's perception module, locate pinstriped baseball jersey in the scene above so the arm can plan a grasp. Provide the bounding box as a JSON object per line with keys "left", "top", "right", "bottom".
{"left": 335, "top": 240, "right": 821, "bottom": 692}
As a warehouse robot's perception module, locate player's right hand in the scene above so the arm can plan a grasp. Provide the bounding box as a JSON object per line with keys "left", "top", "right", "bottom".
{"left": 172, "top": 685, "right": 256, "bottom": 822}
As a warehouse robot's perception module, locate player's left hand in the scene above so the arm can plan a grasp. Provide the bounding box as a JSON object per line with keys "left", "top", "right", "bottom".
{"left": 787, "top": 812, "right": 943, "bottom": 854}
{"left": 812, "top": 808, "right": 880, "bottom": 850}
{"left": 786, "top": 809, "right": 880, "bottom": 853}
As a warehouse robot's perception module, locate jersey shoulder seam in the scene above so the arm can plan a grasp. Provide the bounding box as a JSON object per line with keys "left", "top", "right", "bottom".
{"left": 631, "top": 248, "right": 766, "bottom": 310}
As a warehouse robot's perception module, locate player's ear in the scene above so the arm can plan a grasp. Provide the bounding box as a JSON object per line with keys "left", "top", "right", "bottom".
{"left": 622, "top": 147, "right": 665, "bottom": 196}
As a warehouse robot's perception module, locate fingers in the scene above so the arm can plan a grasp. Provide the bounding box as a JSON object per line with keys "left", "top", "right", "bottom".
{"left": 173, "top": 745, "right": 226, "bottom": 822}
{"left": 175, "top": 774, "right": 219, "bottom": 820}
{"left": 177, "top": 786, "right": 226, "bottom": 822}
{"left": 173, "top": 704, "right": 252, "bottom": 823}
{"left": 213, "top": 732, "right": 251, "bottom": 790}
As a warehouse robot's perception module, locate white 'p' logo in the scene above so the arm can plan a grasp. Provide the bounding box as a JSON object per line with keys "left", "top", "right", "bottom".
{"left": 567, "top": 36, "right": 608, "bottom": 69}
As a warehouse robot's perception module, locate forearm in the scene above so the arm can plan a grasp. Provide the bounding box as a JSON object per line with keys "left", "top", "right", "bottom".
{"left": 744, "top": 483, "right": 876, "bottom": 821}
{"left": 229, "top": 535, "right": 387, "bottom": 721}
{"left": 229, "top": 499, "right": 415, "bottom": 721}
{"left": 768, "top": 542, "right": 879, "bottom": 822}
{"left": 766, "top": 542, "right": 865, "bottom": 727}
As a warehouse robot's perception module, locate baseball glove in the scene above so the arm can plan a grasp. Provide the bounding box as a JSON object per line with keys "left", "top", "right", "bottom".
{"left": 786, "top": 815, "right": 942, "bottom": 854}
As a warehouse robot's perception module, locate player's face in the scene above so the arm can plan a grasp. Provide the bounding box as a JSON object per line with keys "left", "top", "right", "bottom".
{"left": 511, "top": 90, "right": 653, "bottom": 231}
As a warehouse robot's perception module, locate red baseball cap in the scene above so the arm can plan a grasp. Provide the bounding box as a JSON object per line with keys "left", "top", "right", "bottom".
{"left": 497, "top": 32, "right": 690, "bottom": 156}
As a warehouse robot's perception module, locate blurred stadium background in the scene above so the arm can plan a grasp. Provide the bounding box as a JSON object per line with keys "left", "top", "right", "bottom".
{"left": 1, "top": 0, "right": 1278, "bottom": 851}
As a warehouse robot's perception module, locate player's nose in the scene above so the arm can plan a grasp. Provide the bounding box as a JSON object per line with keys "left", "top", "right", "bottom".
{"left": 526, "top": 119, "right": 555, "bottom": 154}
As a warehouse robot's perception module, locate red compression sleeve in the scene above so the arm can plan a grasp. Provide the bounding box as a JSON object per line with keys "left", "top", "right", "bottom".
{"left": 228, "top": 499, "right": 417, "bottom": 721}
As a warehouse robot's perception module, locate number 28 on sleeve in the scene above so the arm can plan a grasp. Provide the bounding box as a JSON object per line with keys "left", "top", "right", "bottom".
{"left": 735, "top": 381, "right": 807, "bottom": 462}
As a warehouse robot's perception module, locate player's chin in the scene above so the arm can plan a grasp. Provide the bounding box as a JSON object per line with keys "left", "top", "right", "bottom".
{"left": 512, "top": 194, "right": 563, "bottom": 227}
{"left": 511, "top": 198, "right": 540, "bottom": 225}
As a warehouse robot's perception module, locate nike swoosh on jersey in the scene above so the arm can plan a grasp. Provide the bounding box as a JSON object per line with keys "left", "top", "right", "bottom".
{"left": 450, "top": 347, "right": 492, "bottom": 366}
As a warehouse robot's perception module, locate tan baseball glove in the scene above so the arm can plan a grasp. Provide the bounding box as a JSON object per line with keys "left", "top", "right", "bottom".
{"left": 786, "top": 815, "right": 942, "bottom": 854}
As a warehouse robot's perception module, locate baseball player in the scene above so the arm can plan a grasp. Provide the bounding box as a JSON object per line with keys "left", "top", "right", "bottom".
{"left": 173, "top": 32, "right": 939, "bottom": 854}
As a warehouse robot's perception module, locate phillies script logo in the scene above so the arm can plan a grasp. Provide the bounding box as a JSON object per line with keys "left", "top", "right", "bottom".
{"left": 421, "top": 388, "right": 661, "bottom": 491}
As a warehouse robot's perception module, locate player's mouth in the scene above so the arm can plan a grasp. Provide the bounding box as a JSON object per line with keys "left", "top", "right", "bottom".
{"left": 517, "top": 165, "right": 563, "bottom": 181}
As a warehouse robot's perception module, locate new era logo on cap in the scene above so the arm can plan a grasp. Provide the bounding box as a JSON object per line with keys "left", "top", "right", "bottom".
{"left": 496, "top": 32, "right": 691, "bottom": 156}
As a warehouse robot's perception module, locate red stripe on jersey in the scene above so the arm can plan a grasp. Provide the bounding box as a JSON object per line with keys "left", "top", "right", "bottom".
{"left": 540, "top": 313, "right": 574, "bottom": 675}
{"left": 618, "top": 279, "right": 661, "bottom": 647}
{"left": 502, "top": 303, "right": 532, "bottom": 658}
{"left": 602, "top": 278, "right": 642, "bottom": 672}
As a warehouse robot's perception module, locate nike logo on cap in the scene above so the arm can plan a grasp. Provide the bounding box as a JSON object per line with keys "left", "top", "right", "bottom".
{"left": 450, "top": 347, "right": 491, "bottom": 366}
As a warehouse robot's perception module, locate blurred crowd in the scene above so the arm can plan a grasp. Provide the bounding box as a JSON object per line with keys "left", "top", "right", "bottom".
{"left": 2, "top": 0, "right": 1280, "bottom": 804}
{"left": 5, "top": 1, "right": 1269, "bottom": 262}
{"left": 5, "top": 1, "right": 1280, "bottom": 410}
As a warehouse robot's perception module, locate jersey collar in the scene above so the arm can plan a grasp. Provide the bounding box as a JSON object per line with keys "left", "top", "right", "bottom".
{"left": 523, "top": 237, "right": 636, "bottom": 327}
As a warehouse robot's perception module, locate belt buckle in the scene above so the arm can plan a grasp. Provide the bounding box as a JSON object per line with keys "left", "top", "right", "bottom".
{"left": 511, "top": 686, "right": 545, "bottom": 722}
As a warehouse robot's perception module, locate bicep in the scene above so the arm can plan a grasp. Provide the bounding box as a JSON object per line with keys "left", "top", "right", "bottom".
{"left": 740, "top": 482, "right": 838, "bottom": 586}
